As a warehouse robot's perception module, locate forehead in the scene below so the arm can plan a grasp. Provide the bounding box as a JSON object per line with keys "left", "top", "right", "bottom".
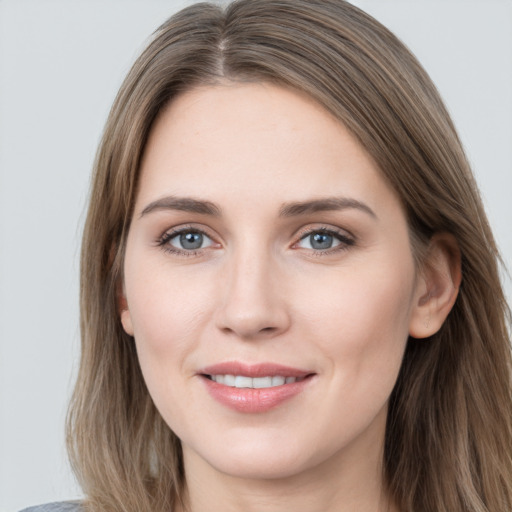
{"left": 137, "top": 83, "right": 397, "bottom": 213}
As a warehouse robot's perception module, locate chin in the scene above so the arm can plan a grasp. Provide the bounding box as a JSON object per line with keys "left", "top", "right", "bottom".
{"left": 183, "top": 429, "right": 335, "bottom": 482}
{"left": 208, "top": 452, "right": 312, "bottom": 481}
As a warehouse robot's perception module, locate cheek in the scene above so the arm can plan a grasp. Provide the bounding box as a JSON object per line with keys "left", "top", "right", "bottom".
{"left": 123, "top": 257, "right": 217, "bottom": 377}
{"left": 123, "top": 261, "right": 219, "bottom": 428}
{"left": 293, "top": 263, "right": 414, "bottom": 445}
{"left": 297, "top": 256, "right": 415, "bottom": 382}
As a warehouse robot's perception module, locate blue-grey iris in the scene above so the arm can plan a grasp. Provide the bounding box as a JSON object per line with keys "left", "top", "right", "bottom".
{"left": 310, "top": 232, "right": 333, "bottom": 250}
{"left": 180, "top": 232, "right": 203, "bottom": 250}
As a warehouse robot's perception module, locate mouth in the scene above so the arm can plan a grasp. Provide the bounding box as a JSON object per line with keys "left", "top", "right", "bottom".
{"left": 198, "top": 362, "right": 316, "bottom": 413}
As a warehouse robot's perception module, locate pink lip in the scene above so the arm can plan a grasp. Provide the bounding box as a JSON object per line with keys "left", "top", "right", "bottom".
{"left": 200, "top": 361, "right": 312, "bottom": 378}
{"left": 198, "top": 361, "right": 315, "bottom": 413}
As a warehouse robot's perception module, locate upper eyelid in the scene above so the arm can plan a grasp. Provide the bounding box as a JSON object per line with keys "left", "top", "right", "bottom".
{"left": 159, "top": 224, "right": 217, "bottom": 240}
{"left": 294, "top": 224, "right": 354, "bottom": 241}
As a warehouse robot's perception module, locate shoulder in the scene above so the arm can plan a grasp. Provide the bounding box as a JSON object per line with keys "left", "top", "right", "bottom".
{"left": 19, "top": 502, "right": 83, "bottom": 512}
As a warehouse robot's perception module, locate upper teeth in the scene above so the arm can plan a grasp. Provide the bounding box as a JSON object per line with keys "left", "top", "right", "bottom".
{"left": 210, "top": 375, "right": 298, "bottom": 388}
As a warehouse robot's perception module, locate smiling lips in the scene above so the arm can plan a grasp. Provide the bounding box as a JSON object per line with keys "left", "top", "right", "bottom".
{"left": 199, "top": 362, "right": 314, "bottom": 413}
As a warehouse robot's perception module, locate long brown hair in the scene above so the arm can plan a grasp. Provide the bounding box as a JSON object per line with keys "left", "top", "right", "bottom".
{"left": 67, "top": 1, "right": 512, "bottom": 510}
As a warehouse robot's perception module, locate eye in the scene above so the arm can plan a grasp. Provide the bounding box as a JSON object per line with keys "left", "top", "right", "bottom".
{"left": 172, "top": 231, "right": 212, "bottom": 250}
{"left": 158, "top": 227, "right": 216, "bottom": 254}
{"left": 295, "top": 228, "right": 354, "bottom": 252}
{"left": 299, "top": 232, "right": 339, "bottom": 250}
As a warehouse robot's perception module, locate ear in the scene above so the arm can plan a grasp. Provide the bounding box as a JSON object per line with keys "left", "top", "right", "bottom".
{"left": 409, "top": 233, "right": 461, "bottom": 339}
{"left": 117, "top": 281, "right": 134, "bottom": 336}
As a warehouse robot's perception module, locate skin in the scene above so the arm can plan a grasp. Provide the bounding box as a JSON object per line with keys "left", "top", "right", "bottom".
{"left": 120, "top": 83, "right": 459, "bottom": 512}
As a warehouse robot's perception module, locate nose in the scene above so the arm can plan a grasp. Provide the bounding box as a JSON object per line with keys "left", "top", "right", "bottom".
{"left": 214, "top": 248, "right": 291, "bottom": 340}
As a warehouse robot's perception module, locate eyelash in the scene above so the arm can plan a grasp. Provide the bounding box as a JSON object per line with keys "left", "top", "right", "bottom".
{"left": 156, "top": 225, "right": 355, "bottom": 257}
{"left": 157, "top": 225, "right": 216, "bottom": 257}
{"left": 293, "top": 227, "right": 355, "bottom": 256}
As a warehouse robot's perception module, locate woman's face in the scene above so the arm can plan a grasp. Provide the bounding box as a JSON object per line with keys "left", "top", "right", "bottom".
{"left": 121, "top": 83, "right": 424, "bottom": 481}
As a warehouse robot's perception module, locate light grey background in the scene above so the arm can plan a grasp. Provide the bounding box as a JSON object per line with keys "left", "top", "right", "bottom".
{"left": 0, "top": 1, "right": 510, "bottom": 510}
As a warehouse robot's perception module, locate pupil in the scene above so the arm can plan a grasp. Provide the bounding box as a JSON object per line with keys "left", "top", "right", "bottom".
{"left": 180, "top": 232, "right": 203, "bottom": 250}
{"left": 311, "top": 232, "right": 333, "bottom": 250}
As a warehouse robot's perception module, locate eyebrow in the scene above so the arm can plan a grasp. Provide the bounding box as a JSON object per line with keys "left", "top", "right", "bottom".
{"left": 279, "top": 197, "right": 377, "bottom": 219}
{"left": 140, "top": 196, "right": 222, "bottom": 218}
{"left": 139, "top": 195, "right": 376, "bottom": 219}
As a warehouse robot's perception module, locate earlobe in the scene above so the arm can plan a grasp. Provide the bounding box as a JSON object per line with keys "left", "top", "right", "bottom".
{"left": 117, "top": 284, "right": 134, "bottom": 336}
{"left": 409, "top": 233, "right": 461, "bottom": 339}
{"left": 120, "top": 308, "right": 134, "bottom": 336}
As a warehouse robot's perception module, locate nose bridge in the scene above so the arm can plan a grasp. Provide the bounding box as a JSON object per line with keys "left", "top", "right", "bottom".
{"left": 215, "top": 238, "right": 289, "bottom": 339}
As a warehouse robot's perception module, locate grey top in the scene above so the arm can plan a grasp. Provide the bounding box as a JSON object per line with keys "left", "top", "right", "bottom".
{"left": 20, "top": 502, "right": 82, "bottom": 512}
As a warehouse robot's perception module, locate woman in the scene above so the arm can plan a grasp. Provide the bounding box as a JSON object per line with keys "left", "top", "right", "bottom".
{"left": 23, "top": 0, "right": 512, "bottom": 511}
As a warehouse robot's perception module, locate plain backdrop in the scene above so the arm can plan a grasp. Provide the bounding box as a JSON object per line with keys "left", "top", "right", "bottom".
{"left": 0, "top": 1, "right": 511, "bottom": 510}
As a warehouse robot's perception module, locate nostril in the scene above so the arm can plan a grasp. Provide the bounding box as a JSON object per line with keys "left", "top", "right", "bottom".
{"left": 214, "top": 294, "right": 291, "bottom": 339}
